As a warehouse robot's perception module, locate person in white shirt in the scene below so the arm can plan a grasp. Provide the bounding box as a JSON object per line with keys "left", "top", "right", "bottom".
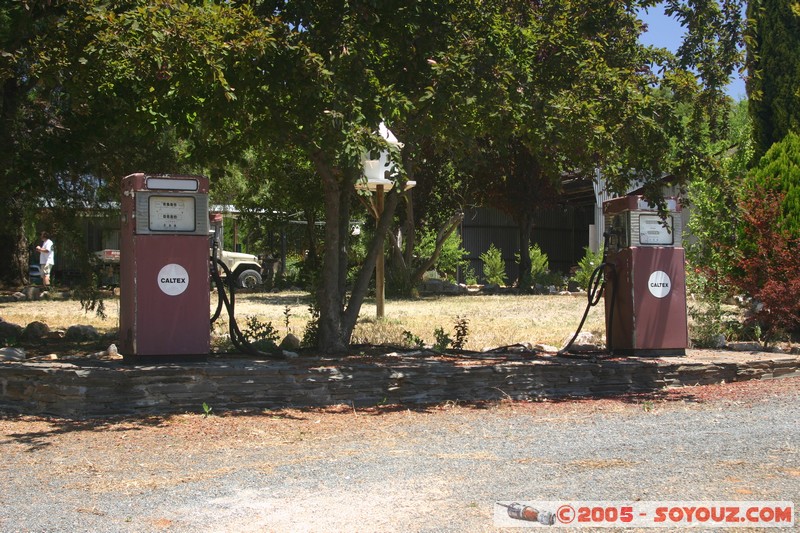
{"left": 35, "top": 231, "right": 54, "bottom": 288}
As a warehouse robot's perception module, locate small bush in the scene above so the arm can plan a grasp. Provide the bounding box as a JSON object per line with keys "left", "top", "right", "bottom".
{"left": 241, "top": 315, "right": 280, "bottom": 352}
{"left": 433, "top": 327, "right": 451, "bottom": 352}
{"left": 528, "top": 244, "right": 549, "bottom": 283}
{"left": 480, "top": 244, "right": 507, "bottom": 286}
{"left": 415, "top": 229, "right": 469, "bottom": 280}
{"left": 301, "top": 304, "right": 320, "bottom": 348}
{"left": 716, "top": 181, "right": 800, "bottom": 342}
{"left": 515, "top": 244, "right": 550, "bottom": 288}
{"left": 452, "top": 316, "right": 469, "bottom": 350}
{"left": 278, "top": 253, "right": 304, "bottom": 288}
{"left": 402, "top": 330, "right": 424, "bottom": 349}
{"left": 463, "top": 265, "right": 477, "bottom": 285}
{"left": 570, "top": 246, "right": 604, "bottom": 291}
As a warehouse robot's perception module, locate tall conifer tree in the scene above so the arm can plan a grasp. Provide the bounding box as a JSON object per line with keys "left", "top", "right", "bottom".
{"left": 746, "top": 0, "right": 800, "bottom": 159}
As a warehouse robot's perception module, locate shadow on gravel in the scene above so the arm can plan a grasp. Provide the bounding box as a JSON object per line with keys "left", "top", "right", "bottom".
{"left": 0, "top": 386, "right": 710, "bottom": 452}
{"left": 0, "top": 415, "right": 169, "bottom": 451}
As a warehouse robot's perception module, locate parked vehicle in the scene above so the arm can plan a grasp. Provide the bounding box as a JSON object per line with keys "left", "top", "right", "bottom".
{"left": 208, "top": 214, "right": 263, "bottom": 289}
{"left": 93, "top": 245, "right": 262, "bottom": 290}
{"left": 212, "top": 248, "right": 263, "bottom": 289}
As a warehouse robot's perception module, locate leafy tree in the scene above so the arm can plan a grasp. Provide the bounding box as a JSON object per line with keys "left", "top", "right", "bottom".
{"left": 665, "top": 0, "right": 745, "bottom": 140}
{"left": 413, "top": 228, "right": 469, "bottom": 281}
{"left": 687, "top": 99, "right": 753, "bottom": 281}
{"left": 746, "top": 0, "right": 800, "bottom": 159}
{"left": 0, "top": 1, "right": 266, "bottom": 286}
{"left": 686, "top": 99, "right": 753, "bottom": 343}
{"left": 232, "top": 146, "right": 325, "bottom": 280}
{"left": 694, "top": 132, "right": 800, "bottom": 342}
{"left": 243, "top": 3, "right": 461, "bottom": 352}
{"left": 1, "top": 0, "right": 746, "bottom": 355}
{"left": 385, "top": 151, "right": 476, "bottom": 296}
{"left": 446, "top": 0, "right": 744, "bottom": 288}
{"left": 0, "top": 2, "right": 114, "bottom": 285}
{"left": 742, "top": 131, "right": 800, "bottom": 236}
{"left": 725, "top": 182, "right": 800, "bottom": 340}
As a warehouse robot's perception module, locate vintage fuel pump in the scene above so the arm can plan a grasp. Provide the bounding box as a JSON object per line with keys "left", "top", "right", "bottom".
{"left": 119, "top": 173, "right": 211, "bottom": 361}
{"left": 602, "top": 195, "right": 688, "bottom": 356}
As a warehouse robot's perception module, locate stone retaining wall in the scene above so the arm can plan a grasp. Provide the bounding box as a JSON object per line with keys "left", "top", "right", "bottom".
{"left": 1, "top": 354, "right": 799, "bottom": 417}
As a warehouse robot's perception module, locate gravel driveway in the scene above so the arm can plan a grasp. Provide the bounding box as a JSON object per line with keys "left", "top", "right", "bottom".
{"left": 1, "top": 377, "right": 798, "bottom": 532}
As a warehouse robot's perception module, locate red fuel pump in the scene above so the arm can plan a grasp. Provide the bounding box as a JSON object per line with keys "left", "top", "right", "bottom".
{"left": 603, "top": 196, "right": 688, "bottom": 356}
{"left": 119, "top": 173, "right": 211, "bottom": 361}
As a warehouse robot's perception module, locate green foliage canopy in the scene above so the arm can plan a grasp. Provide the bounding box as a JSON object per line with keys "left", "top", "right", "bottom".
{"left": 746, "top": 0, "right": 800, "bottom": 159}
{"left": 743, "top": 131, "right": 800, "bottom": 237}
{"left": 1, "top": 0, "right": 747, "bottom": 353}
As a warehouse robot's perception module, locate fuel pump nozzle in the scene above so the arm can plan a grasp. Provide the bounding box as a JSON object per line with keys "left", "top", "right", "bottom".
{"left": 497, "top": 502, "right": 555, "bottom": 525}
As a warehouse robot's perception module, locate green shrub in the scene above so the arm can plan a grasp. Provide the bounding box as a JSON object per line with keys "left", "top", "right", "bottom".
{"left": 570, "top": 246, "right": 604, "bottom": 290}
{"left": 402, "top": 330, "right": 424, "bottom": 349}
{"left": 241, "top": 315, "right": 280, "bottom": 352}
{"left": 743, "top": 131, "right": 800, "bottom": 237}
{"left": 515, "top": 244, "right": 551, "bottom": 288}
{"left": 538, "top": 270, "right": 566, "bottom": 290}
{"left": 480, "top": 244, "right": 507, "bottom": 286}
{"left": 279, "top": 252, "right": 304, "bottom": 287}
{"left": 528, "top": 244, "right": 549, "bottom": 283}
{"left": 301, "top": 304, "right": 320, "bottom": 348}
{"left": 415, "top": 229, "right": 469, "bottom": 280}
{"left": 452, "top": 315, "right": 469, "bottom": 350}
{"left": 433, "top": 327, "right": 451, "bottom": 352}
{"left": 463, "top": 265, "right": 477, "bottom": 285}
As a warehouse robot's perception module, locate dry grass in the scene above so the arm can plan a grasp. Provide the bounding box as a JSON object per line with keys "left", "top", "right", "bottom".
{"left": 1, "top": 290, "right": 606, "bottom": 351}
{"left": 0, "top": 297, "right": 121, "bottom": 333}
{"left": 350, "top": 293, "right": 606, "bottom": 349}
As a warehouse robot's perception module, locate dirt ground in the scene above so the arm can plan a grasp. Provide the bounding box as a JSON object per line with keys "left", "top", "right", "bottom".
{"left": 1, "top": 377, "right": 798, "bottom": 532}
{"left": 1, "top": 377, "right": 796, "bottom": 471}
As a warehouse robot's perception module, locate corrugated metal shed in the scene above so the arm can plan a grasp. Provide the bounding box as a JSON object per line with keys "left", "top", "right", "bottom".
{"left": 460, "top": 205, "right": 593, "bottom": 284}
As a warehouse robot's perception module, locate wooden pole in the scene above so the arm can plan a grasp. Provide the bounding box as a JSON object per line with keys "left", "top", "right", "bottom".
{"left": 375, "top": 184, "right": 385, "bottom": 318}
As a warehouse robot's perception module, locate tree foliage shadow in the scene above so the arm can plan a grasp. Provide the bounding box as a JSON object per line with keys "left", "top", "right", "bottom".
{"left": 0, "top": 414, "right": 169, "bottom": 452}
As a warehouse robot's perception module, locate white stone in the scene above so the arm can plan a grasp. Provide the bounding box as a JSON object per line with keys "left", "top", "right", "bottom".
{"left": 0, "top": 347, "right": 26, "bottom": 361}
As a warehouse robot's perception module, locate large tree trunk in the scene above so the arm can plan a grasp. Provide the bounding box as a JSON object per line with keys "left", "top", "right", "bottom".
{"left": 0, "top": 197, "right": 29, "bottom": 288}
{"left": 313, "top": 153, "right": 402, "bottom": 353}
{"left": 0, "top": 79, "right": 29, "bottom": 288}
{"left": 316, "top": 160, "right": 349, "bottom": 353}
{"left": 516, "top": 213, "right": 534, "bottom": 291}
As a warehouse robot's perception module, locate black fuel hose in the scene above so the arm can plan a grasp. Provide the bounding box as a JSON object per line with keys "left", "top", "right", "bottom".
{"left": 210, "top": 257, "right": 283, "bottom": 359}
{"left": 558, "top": 233, "right": 617, "bottom": 356}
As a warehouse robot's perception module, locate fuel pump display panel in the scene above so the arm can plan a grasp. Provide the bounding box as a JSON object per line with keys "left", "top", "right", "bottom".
{"left": 149, "top": 196, "right": 196, "bottom": 232}
{"left": 638, "top": 214, "right": 674, "bottom": 245}
{"left": 134, "top": 191, "right": 209, "bottom": 236}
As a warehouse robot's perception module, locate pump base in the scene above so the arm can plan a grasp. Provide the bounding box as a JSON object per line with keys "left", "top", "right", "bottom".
{"left": 122, "top": 354, "right": 208, "bottom": 365}
{"left": 609, "top": 348, "right": 686, "bottom": 358}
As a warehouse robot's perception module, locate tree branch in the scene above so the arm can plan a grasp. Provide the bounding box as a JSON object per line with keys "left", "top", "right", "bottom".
{"left": 411, "top": 211, "right": 464, "bottom": 285}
